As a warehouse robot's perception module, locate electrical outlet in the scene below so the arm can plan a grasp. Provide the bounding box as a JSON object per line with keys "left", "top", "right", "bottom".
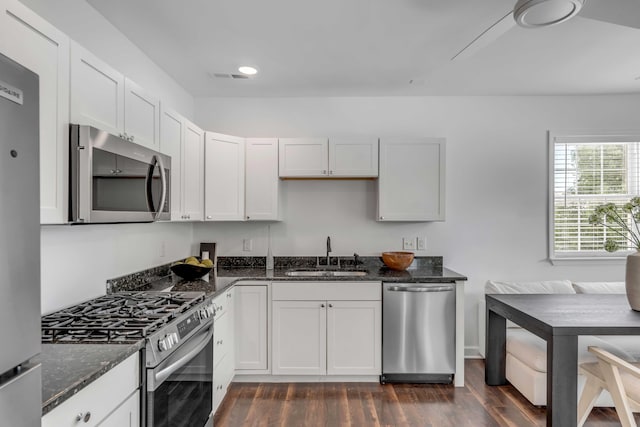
{"left": 402, "top": 237, "right": 415, "bottom": 250}
{"left": 243, "top": 239, "right": 253, "bottom": 251}
{"left": 417, "top": 237, "right": 426, "bottom": 250}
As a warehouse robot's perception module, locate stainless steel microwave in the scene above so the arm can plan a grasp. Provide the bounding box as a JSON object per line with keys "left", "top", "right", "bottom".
{"left": 69, "top": 124, "right": 171, "bottom": 224}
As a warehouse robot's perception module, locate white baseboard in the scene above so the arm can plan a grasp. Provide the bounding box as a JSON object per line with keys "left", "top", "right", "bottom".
{"left": 233, "top": 374, "right": 380, "bottom": 383}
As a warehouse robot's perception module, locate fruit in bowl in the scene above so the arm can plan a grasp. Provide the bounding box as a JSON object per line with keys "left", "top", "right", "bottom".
{"left": 381, "top": 251, "right": 415, "bottom": 271}
{"left": 171, "top": 257, "right": 213, "bottom": 280}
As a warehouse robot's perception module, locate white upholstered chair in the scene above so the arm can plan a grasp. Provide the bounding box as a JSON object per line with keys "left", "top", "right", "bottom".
{"left": 578, "top": 346, "right": 640, "bottom": 427}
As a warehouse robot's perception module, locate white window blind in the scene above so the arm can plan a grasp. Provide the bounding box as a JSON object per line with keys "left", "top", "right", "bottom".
{"left": 551, "top": 132, "right": 640, "bottom": 259}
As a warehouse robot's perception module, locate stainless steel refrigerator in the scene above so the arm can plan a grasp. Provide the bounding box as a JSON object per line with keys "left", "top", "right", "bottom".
{"left": 0, "top": 52, "right": 42, "bottom": 426}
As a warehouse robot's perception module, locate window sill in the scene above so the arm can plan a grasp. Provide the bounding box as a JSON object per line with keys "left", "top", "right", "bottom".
{"left": 549, "top": 257, "right": 627, "bottom": 266}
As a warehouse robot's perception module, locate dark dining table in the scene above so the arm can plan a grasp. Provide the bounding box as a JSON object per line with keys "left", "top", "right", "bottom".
{"left": 485, "top": 293, "right": 640, "bottom": 427}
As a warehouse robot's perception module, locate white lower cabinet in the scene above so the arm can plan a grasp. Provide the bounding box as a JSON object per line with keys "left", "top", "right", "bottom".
{"left": 234, "top": 283, "right": 269, "bottom": 372}
{"left": 212, "top": 288, "right": 234, "bottom": 413}
{"left": 271, "top": 281, "right": 381, "bottom": 376}
{"left": 42, "top": 352, "right": 140, "bottom": 427}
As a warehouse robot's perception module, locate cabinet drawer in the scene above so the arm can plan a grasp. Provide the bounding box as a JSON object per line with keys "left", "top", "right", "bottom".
{"left": 272, "top": 281, "right": 381, "bottom": 301}
{"left": 214, "top": 308, "right": 231, "bottom": 367}
{"left": 42, "top": 352, "right": 140, "bottom": 427}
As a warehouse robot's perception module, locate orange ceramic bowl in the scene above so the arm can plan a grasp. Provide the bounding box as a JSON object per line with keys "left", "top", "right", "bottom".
{"left": 381, "top": 251, "right": 415, "bottom": 270}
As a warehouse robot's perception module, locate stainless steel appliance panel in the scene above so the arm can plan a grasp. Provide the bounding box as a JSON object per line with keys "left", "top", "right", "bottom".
{"left": 0, "top": 365, "right": 41, "bottom": 427}
{"left": 0, "top": 51, "right": 41, "bottom": 426}
{"left": 382, "top": 283, "right": 455, "bottom": 382}
{"left": 0, "top": 52, "right": 40, "bottom": 374}
{"left": 146, "top": 322, "right": 213, "bottom": 427}
{"left": 69, "top": 124, "right": 171, "bottom": 223}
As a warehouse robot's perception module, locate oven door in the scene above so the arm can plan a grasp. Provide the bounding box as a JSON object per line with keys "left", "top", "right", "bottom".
{"left": 147, "top": 323, "right": 213, "bottom": 427}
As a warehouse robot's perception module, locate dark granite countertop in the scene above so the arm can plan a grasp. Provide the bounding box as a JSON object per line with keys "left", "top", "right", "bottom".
{"left": 36, "top": 341, "right": 143, "bottom": 415}
{"left": 136, "top": 257, "right": 467, "bottom": 300}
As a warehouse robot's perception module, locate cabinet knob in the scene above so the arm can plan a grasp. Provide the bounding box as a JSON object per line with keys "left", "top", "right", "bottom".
{"left": 76, "top": 412, "right": 91, "bottom": 423}
{"left": 129, "top": 135, "right": 135, "bottom": 142}
{"left": 320, "top": 303, "right": 325, "bottom": 308}
{"left": 329, "top": 170, "right": 333, "bottom": 175}
{"left": 328, "top": 303, "right": 333, "bottom": 308}
{"left": 207, "top": 215, "right": 212, "bottom": 219}
{"left": 246, "top": 216, "right": 250, "bottom": 220}
{"left": 380, "top": 216, "right": 385, "bottom": 220}
{"left": 322, "top": 170, "right": 327, "bottom": 175}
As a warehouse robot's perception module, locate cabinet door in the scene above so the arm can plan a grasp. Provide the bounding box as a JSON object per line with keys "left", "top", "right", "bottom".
{"left": 182, "top": 120, "right": 204, "bottom": 221}
{"left": 245, "top": 138, "right": 279, "bottom": 220}
{"left": 97, "top": 390, "right": 140, "bottom": 427}
{"left": 272, "top": 301, "right": 326, "bottom": 375}
{"left": 159, "top": 106, "right": 184, "bottom": 220}
{"left": 326, "top": 300, "right": 381, "bottom": 375}
{"left": 124, "top": 78, "right": 160, "bottom": 150}
{"left": 329, "top": 137, "right": 378, "bottom": 177}
{"left": 278, "top": 138, "right": 328, "bottom": 177}
{"left": 204, "top": 133, "right": 245, "bottom": 220}
{"left": 235, "top": 285, "right": 268, "bottom": 371}
{"left": 378, "top": 138, "right": 445, "bottom": 221}
{"left": 70, "top": 41, "right": 125, "bottom": 135}
{"left": 0, "top": 0, "right": 70, "bottom": 224}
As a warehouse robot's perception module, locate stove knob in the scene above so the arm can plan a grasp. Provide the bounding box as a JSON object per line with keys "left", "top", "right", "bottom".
{"left": 158, "top": 338, "right": 168, "bottom": 352}
{"left": 208, "top": 305, "right": 215, "bottom": 317}
{"left": 171, "top": 332, "right": 179, "bottom": 345}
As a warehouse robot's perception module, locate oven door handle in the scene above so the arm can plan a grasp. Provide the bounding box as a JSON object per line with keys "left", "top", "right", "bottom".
{"left": 152, "top": 323, "right": 213, "bottom": 389}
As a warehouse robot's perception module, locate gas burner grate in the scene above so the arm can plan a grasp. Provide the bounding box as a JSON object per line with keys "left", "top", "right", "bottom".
{"left": 41, "top": 291, "right": 205, "bottom": 344}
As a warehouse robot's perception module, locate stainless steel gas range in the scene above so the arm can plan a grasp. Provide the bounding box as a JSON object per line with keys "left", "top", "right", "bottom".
{"left": 42, "top": 291, "right": 216, "bottom": 427}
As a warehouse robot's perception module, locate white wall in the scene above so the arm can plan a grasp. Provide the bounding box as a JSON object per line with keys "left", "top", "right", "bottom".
{"left": 40, "top": 222, "right": 194, "bottom": 314}
{"left": 18, "top": 0, "right": 194, "bottom": 117}
{"left": 195, "top": 94, "right": 640, "bottom": 355}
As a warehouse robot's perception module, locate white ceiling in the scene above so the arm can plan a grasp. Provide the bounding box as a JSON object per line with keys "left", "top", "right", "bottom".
{"left": 86, "top": 0, "right": 640, "bottom": 97}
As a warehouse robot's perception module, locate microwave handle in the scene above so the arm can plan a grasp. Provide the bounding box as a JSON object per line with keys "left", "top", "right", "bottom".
{"left": 145, "top": 155, "right": 168, "bottom": 220}
{"left": 155, "top": 155, "right": 167, "bottom": 220}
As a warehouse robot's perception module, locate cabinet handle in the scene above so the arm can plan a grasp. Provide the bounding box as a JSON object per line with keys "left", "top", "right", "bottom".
{"left": 227, "top": 293, "right": 231, "bottom": 298}
{"left": 76, "top": 412, "right": 91, "bottom": 423}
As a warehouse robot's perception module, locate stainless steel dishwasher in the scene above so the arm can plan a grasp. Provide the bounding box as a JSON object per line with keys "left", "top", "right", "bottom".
{"left": 381, "top": 282, "right": 455, "bottom": 383}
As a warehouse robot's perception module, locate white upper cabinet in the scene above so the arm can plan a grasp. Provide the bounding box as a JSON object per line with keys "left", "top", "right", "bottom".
{"left": 182, "top": 120, "right": 204, "bottom": 221}
{"left": 245, "top": 138, "right": 279, "bottom": 221}
{"left": 159, "top": 107, "right": 203, "bottom": 221}
{"left": 71, "top": 43, "right": 160, "bottom": 150}
{"left": 204, "top": 132, "right": 245, "bottom": 221}
{"left": 159, "top": 107, "right": 183, "bottom": 220}
{"left": 70, "top": 41, "right": 125, "bottom": 135}
{"left": 329, "top": 137, "right": 378, "bottom": 177}
{"left": 0, "top": 0, "right": 70, "bottom": 224}
{"left": 378, "top": 137, "right": 446, "bottom": 221}
{"left": 124, "top": 78, "right": 160, "bottom": 150}
{"left": 279, "top": 137, "right": 378, "bottom": 178}
{"left": 278, "top": 138, "right": 328, "bottom": 177}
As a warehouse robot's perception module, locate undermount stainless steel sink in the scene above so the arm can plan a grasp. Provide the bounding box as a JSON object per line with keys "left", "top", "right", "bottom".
{"left": 285, "top": 270, "right": 368, "bottom": 277}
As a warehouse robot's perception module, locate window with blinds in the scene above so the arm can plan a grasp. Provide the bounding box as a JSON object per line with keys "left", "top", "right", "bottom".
{"left": 551, "top": 132, "right": 640, "bottom": 259}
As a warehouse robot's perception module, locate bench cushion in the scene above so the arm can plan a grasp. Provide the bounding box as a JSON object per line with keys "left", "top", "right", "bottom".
{"left": 572, "top": 282, "right": 625, "bottom": 294}
{"left": 485, "top": 280, "right": 575, "bottom": 295}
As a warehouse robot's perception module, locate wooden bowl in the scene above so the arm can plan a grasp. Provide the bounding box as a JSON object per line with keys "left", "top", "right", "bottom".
{"left": 381, "top": 251, "right": 415, "bottom": 271}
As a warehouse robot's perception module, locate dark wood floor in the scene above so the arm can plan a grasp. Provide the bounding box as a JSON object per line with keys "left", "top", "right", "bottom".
{"left": 214, "top": 359, "right": 639, "bottom": 426}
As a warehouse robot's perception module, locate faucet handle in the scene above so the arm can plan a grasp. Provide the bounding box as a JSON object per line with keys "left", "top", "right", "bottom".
{"left": 353, "top": 253, "right": 362, "bottom": 265}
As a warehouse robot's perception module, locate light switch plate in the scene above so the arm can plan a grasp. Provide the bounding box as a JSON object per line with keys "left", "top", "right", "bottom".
{"left": 417, "top": 237, "right": 426, "bottom": 250}
{"left": 243, "top": 239, "right": 253, "bottom": 251}
{"left": 403, "top": 237, "right": 415, "bottom": 250}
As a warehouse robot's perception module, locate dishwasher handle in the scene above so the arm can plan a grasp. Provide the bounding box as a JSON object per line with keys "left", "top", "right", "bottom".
{"left": 386, "top": 284, "right": 454, "bottom": 293}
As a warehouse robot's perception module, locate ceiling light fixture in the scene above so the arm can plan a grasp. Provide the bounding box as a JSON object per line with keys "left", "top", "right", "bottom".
{"left": 514, "top": 0, "right": 584, "bottom": 28}
{"left": 238, "top": 66, "right": 258, "bottom": 76}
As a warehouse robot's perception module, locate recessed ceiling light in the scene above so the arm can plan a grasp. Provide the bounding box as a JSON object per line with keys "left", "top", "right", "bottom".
{"left": 514, "top": 0, "right": 584, "bottom": 28}
{"left": 238, "top": 66, "right": 258, "bottom": 76}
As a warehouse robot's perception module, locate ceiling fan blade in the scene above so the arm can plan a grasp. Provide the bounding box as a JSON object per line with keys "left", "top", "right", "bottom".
{"left": 452, "top": 11, "right": 516, "bottom": 61}
{"left": 580, "top": 0, "right": 640, "bottom": 29}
